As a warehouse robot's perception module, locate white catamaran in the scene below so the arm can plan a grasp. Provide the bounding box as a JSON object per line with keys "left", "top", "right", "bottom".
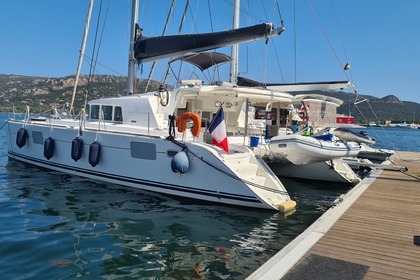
{"left": 5, "top": 1, "right": 296, "bottom": 211}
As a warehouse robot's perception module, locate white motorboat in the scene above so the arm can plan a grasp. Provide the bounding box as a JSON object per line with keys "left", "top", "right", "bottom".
{"left": 332, "top": 127, "right": 376, "bottom": 145}
{"left": 268, "top": 133, "right": 360, "bottom": 165}
{"left": 5, "top": 1, "right": 296, "bottom": 212}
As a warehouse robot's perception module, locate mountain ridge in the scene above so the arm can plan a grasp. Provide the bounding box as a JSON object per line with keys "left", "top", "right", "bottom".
{"left": 0, "top": 74, "right": 418, "bottom": 123}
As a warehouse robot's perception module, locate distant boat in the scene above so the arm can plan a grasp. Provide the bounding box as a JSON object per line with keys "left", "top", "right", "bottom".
{"left": 395, "top": 122, "right": 409, "bottom": 128}
{"left": 367, "top": 121, "right": 379, "bottom": 127}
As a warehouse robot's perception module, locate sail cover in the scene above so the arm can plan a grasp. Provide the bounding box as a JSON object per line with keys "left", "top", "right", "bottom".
{"left": 134, "top": 23, "right": 274, "bottom": 63}
{"left": 169, "top": 52, "right": 232, "bottom": 71}
{"left": 237, "top": 76, "right": 268, "bottom": 87}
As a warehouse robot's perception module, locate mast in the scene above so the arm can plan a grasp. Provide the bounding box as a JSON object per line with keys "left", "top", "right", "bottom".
{"left": 230, "top": 0, "right": 249, "bottom": 138}
{"left": 230, "top": 0, "right": 240, "bottom": 84}
{"left": 69, "top": 0, "right": 94, "bottom": 115}
{"left": 127, "top": 0, "right": 139, "bottom": 95}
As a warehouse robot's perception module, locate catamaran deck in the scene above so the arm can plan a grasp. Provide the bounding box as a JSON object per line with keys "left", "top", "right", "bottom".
{"left": 248, "top": 151, "right": 420, "bottom": 280}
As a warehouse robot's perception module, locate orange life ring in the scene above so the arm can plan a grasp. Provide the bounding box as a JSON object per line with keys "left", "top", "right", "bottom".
{"left": 176, "top": 112, "right": 201, "bottom": 137}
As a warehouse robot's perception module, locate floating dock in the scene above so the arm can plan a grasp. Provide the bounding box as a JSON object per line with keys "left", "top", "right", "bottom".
{"left": 248, "top": 151, "right": 420, "bottom": 280}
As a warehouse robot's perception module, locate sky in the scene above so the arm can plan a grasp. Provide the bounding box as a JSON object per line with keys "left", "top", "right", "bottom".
{"left": 1, "top": 0, "right": 419, "bottom": 103}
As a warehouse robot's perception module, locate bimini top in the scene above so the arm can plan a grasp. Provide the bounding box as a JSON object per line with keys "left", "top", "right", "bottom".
{"left": 169, "top": 52, "right": 232, "bottom": 71}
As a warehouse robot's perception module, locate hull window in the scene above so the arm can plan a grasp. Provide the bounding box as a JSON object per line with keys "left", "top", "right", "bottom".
{"left": 130, "top": 142, "right": 156, "bottom": 160}
{"left": 32, "top": 131, "right": 44, "bottom": 145}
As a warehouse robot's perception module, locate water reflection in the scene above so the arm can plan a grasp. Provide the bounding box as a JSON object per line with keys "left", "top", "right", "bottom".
{"left": 1, "top": 157, "right": 344, "bottom": 279}
{"left": 0, "top": 160, "right": 308, "bottom": 279}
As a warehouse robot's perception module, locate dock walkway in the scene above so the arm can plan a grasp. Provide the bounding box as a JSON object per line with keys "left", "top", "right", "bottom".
{"left": 248, "top": 151, "right": 420, "bottom": 280}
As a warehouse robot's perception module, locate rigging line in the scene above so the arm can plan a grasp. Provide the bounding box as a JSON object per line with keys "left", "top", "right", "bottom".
{"left": 271, "top": 0, "right": 285, "bottom": 82}
{"left": 92, "top": 0, "right": 111, "bottom": 75}
{"left": 353, "top": 100, "right": 400, "bottom": 156}
{"left": 365, "top": 101, "right": 402, "bottom": 157}
{"left": 207, "top": 0, "right": 214, "bottom": 32}
{"left": 263, "top": 40, "right": 269, "bottom": 84}
{"left": 0, "top": 120, "right": 8, "bottom": 131}
{"left": 330, "top": 0, "right": 355, "bottom": 84}
{"left": 330, "top": 0, "right": 348, "bottom": 62}
{"left": 271, "top": 40, "right": 285, "bottom": 83}
{"left": 306, "top": 0, "right": 353, "bottom": 84}
{"left": 275, "top": 0, "right": 284, "bottom": 27}
{"left": 400, "top": 172, "right": 420, "bottom": 181}
{"left": 81, "top": 53, "right": 125, "bottom": 76}
{"left": 307, "top": 0, "right": 361, "bottom": 104}
{"left": 260, "top": 0, "right": 268, "bottom": 21}
{"left": 83, "top": 0, "right": 105, "bottom": 111}
{"left": 220, "top": 0, "right": 267, "bottom": 24}
{"left": 161, "top": 0, "right": 190, "bottom": 85}
{"left": 388, "top": 159, "right": 419, "bottom": 181}
{"left": 145, "top": 0, "right": 176, "bottom": 93}
{"left": 178, "top": 0, "right": 190, "bottom": 34}
{"left": 187, "top": 0, "right": 200, "bottom": 34}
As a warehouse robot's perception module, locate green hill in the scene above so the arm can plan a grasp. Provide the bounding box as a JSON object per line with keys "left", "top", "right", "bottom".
{"left": 0, "top": 74, "right": 418, "bottom": 124}
{"left": 305, "top": 90, "right": 420, "bottom": 124}
{"left": 0, "top": 74, "right": 160, "bottom": 114}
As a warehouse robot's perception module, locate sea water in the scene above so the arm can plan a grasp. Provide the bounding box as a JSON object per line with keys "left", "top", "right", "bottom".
{"left": 363, "top": 126, "right": 420, "bottom": 152}
{"left": 0, "top": 113, "right": 418, "bottom": 279}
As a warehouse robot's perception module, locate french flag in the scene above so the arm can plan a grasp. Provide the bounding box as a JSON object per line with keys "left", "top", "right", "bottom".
{"left": 208, "top": 107, "right": 229, "bottom": 153}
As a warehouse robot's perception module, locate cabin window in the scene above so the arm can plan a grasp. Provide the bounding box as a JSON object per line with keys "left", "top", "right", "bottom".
{"left": 114, "top": 106, "right": 123, "bottom": 122}
{"left": 102, "top": 106, "right": 113, "bottom": 121}
{"left": 90, "top": 105, "right": 122, "bottom": 122}
{"left": 32, "top": 131, "right": 43, "bottom": 145}
{"left": 90, "top": 105, "right": 100, "bottom": 120}
{"left": 130, "top": 142, "right": 156, "bottom": 160}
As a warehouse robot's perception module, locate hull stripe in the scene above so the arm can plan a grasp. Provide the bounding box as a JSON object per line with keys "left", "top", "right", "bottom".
{"left": 8, "top": 151, "right": 262, "bottom": 204}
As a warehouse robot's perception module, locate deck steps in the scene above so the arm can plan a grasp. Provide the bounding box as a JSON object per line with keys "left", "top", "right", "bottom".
{"left": 223, "top": 152, "right": 268, "bottom": 187}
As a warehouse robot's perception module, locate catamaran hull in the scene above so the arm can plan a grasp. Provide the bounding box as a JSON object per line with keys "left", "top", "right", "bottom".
{"left": 6, "top": 120, "right": 293, "bottom": 211}
{"left": 268, "top": 160, "right": 360, "bottom": 184}
{"left": 268, "top": 135, "right": 360, "bottom": 165}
